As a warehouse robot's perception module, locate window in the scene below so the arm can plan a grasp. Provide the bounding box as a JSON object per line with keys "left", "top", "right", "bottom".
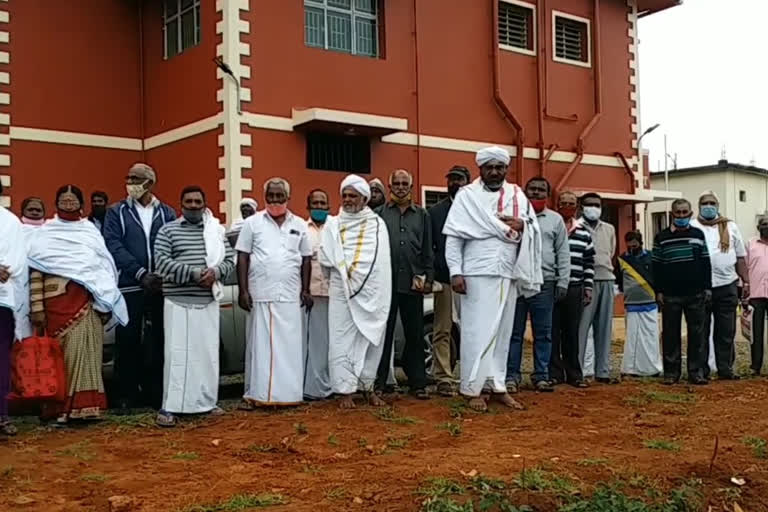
{"left": 652, "top": 211, "right": 668, "bottom": 239}
{"left": 424, "top": 189, "right": 449, "bottom": 209}
{"left": 498, "top": 1, "right": 535, "bottom": 56}
{"left": 553, "top": 12, "right": 591, "bottom": 67}
{"left": 164, "top": 0, "right": 201, "bottom": 58}
{"left": 306, "top": 133, "right": 371, "bottom": 173}
{"left": 304, "top": 0, "right": 380, "bottom": 58}
{"left": 740, "top": 190, "right": 747, "bottom": 202}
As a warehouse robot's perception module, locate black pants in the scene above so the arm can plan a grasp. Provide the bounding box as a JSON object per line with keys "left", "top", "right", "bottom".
{"left": 704, "top": 281, "right": 739, "bottom": 378}
{"left": 114, "top": 291, "right": 165, "bottom": 408}
{"left": 749, "top": 298, "right": 768, "bottom": 373}
{"left": 662, "top": 292, "right": 707, "bottom": 381}
{"left": 550, "top": 283, "right": 584, "bottom": 384}
{"left": 377, "top": 292, "right": 427, "bottom": 391}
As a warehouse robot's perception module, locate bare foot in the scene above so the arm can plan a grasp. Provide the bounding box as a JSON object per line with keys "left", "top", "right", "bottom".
{"left": 367, "top": 393, "right": 386, "bottom": 407}
{"left": 467, "top": 396, "right": 488, "bottom": 412}
{"left": 493, "top": 392, "right": 525, "bottom": 410}
{"left": 338, "top": 395, "right": 357, "bottom": 410}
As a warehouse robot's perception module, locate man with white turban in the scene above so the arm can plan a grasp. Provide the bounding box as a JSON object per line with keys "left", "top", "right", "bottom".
{"left": 443, "top": 146, "right": 542, "bottom": 412}
{"left": 319, "top": 174, "right": 392, "bottom": 409}
{"left": 226, "top": 197, "right": 259, "bottom": 247}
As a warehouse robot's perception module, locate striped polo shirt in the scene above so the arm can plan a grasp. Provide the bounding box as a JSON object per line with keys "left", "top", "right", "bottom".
{"left": 652, "top": 226, "right": 712, "bottom": 296}
{"left": 567, "top": 222, "right": 595, "bottom": 291}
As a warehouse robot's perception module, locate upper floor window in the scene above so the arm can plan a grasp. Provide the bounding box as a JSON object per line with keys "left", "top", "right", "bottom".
{"left": 498, "top": 0, "right": 536, "bottom": 56}
{"left": 164, "top": 0, "right": 201, "bottom": 59}
{"left": 304, "top": 0, "right": 380, "bottom": 58}
{"left": 306, "top": 132, "right": 371, "bottom": 173}
{"left": 553, "top": 11, "right": 591, "bottom": 68}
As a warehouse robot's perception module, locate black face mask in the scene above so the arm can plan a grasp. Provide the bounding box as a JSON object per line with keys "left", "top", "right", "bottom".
{"left": 92, "top": 206, "right": 107, "bottom": 220}
{"left": 760, "top": 227, "right": 768, "bottom": 239}
{"left": 630, "top": 247, "right": 643, "bottom": 255}
{"left": 448, "top": 184, "right": 461, "bottom": 198}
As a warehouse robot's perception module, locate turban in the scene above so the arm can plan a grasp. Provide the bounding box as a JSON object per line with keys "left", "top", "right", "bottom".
{"left": 341, "top": 174, "right": 371, "bottom": 201}
{"left": 368, "top": 178, "right": 385, "bottom": 195}
{"left": 129, "top": 163, "right": 156, "bottom": 183}
{"left": 240, "top": 197, "right": 258, "bottom": 210}
{"left": 698, "top": 190, "right": 720, "bottom": 204}
{"left": 475, "top": 146, "right": 511, "bottom": 167}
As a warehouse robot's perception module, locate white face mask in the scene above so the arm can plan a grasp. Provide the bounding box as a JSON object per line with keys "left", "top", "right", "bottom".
{"left": 583, "top": 206, "right": 601, "bottom": 222}
{"left": 126, "top": 181, "right": 149, "bottom": 200}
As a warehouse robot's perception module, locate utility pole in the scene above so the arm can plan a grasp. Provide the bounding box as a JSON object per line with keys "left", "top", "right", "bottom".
{"left": 664, "top": 134, "right": 669, "bottom": 190}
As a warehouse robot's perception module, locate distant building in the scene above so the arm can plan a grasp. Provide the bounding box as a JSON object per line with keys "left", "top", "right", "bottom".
{"left": 645, "top": 159, "right": 768, "bottom": 242}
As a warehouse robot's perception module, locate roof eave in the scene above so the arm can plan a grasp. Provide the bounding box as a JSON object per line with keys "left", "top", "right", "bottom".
{"left": 638, "top": 0, "right": 682, "bottom": 18}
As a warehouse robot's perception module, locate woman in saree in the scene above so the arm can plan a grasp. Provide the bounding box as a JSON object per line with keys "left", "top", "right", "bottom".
{"left": 27, "top": 185, "right": 128, "bottom": 425}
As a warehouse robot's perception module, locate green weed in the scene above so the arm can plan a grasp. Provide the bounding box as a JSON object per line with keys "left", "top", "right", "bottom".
{"left": 372, "top": 407, "right": 420, "bottom": 425}
{"left": 246, "top": 443, "right": 278, "bottom": 453}
{"left": 357, "top": 437, "right": 368, "bottom": 447}
{"left": 325, "top": 487, "right": 348, "bottom": 500}
{"left": 180, "top": 493, "right": 287, "bottom": 511}
{"left": 743, "top": 436, "right": 767, "bottom": 458}
{"left": 437, "top": 422, "right": 463, "bottom": 437}
{"left": 55, "top": 441, "right": 94, "bottom": 461}
{"left": 81, "top": 473, "right": 109, "bottom": 483}
{"left": 643, "top": 439, "right": 681, "bottom": 452}
{"left": 416, "top": 477, "right": 466, "bottom": 498}
{"left": 0, "top": 465, "right": 14, "bottom": 479}
{"left": 577, "top": 458, "right": 609, "bottom": 467}
{"left": 293, "top": 422, "right": 308, "bottom": 435}
{"left": 172, "top": 451, "right": 200, "bottom": 461}
{"left": 327, "top": 433, "right": 340, "bottom": 446}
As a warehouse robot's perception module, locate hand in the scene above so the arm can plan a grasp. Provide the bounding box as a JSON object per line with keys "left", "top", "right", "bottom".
{"left": 301, "top": 291, "right": 314, "bottom": 310}
{"left": 198, "top": 268, "right": 216, "bottom": 289}
{"left": 451, "top": 275, "right": 467, "bottom": 295}
{"left": 555, "top": 286, "right": 568, "bottom": 302}
{"left": 423, "top": 281, "right": 433, "bottom": 294}
{"left": 501, "top": 217, "right": 524, "bottom": 232}
{"left": 31, "top": 311, "right": 46, "bottom": 333}
{"left": 0, "top": 264, "right": 10, "bottom": 283}
{"left": 141, "top": 273, "right": 163, "bottom": 293}
{"left": 704, "top": 289, "right": 712, "bottom": 304}
{"left": 583, "top": 288, "right": 593, "bottom": 306}
{"left": 656, "top": 292, "right": 664, "bottom": 307}
{"left": 742, "top": 283, "right": 751, "bottom": 300}
{"left": 238, "top": 290, "right": 253, "bottom": 312}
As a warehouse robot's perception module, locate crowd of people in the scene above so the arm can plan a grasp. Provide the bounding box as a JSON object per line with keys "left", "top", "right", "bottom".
{"left": 0, "top": 145, "right": 763, "bottom": 434}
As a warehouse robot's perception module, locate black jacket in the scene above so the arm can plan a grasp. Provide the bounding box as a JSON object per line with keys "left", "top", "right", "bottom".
{"left": 428, "top": 197, "right": 452, "bottom": 284}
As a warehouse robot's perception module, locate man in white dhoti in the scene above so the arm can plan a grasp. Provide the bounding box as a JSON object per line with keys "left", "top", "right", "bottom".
{"left": 319, "top": 175, "right": 391, "bottom": 409}
{"left": 153, "top": 186, "right": 235, "bottom": 427}
{"left": 303, "top": 188, "right": 332, "bottom": 400}
{"left": 443, "top": 146, "right": 542, "bottom": 412}
{"left": 237, "top": 178, "right": 313, "bottom": 408}
{"left": 617, "top": 231, "right": 662, "bottom": 376}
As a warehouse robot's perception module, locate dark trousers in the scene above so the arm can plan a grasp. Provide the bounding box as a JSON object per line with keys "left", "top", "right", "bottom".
{"left": 749, "top": 298, "right": 768, "bottom": 373}
{"left": 662, "top": 292, "right": 708, "bottom": 381}
{"left": 114, "top": 291, "right": 165, "bottom": 408}
{"left": 377, "top": 292, "right": 426, "bottom": 390}
{"left": 550, "top": 283, "right": 584, "bottom": 384}
{"left": 704, "top": 281, "right": 738, "bottom": 378}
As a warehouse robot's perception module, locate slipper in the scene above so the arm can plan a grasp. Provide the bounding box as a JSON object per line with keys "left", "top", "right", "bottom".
{"left": 237, "top": 400, "right": 256, "bottom": 411}
{"left": 0, "top": 421, "right": 17, "bottom": 436}
{"left": 155, "top": 410, "right": 177, "bottom": 428}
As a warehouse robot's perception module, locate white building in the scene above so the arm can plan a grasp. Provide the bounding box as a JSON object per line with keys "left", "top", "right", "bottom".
{"left": 645, "top": 159, "right": 768, "bottom": 242}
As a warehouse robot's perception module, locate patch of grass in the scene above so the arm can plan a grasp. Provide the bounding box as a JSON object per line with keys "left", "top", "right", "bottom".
{"left": 643, "top": 439, "right": 681, "bottom": 452}
{"left": 81, "top": 473, "right": 109, "bottom": 483}
{"left": 372, "top": 407, "right": 420, "bottom": 425}
{"left": 181, "top": 493, "right": 287, "bottom": 511}
{"left": 623, "top": 390, "right": 696, "bottom": 408}
{"left": 716, "top": 486, "right": 742, "bottom": 503}
{"left": 386, "top": 436, "right": 410, "bottom": 450}
{"left": 102, "top": 412, "right": 155, "bottom": 428}
{"left": 55, "top": 441, "right": 94, "bottom": 461}
{"left": 420, "top": 497, "right": 474, "bottom": 512}
{"left": 246, "top": 443, "right": 278, "bottom": 453}
{"left": 560, "top": 479, "right": 701, "bottom": 512}
{"left": 293, "top": 422, "right": 308, "bottom": 435}
{"left": 437, "top": 422, "right": 462, "bottom": 437}
{"left": 743, "top": 436, "right": 767, "bottom": 458}
{"left": 417, "top": 477, "right": 467, "bottom": 498}
{"left": 0, "top": 465, "right": 14, "bottom": 479}
{"left": 357, "top": 437, "right": 368, "bottom": 448}
{"left": 172, "top": 451, "right": 200, "bottom": 461}
{"left": 577, "top": 458, "right": 609, "bottom": 467}
{"left": 325, "top": 487, "right": 348, "bottom": 500}
{"left": 514, "top": 468, "right": 553, "bottom": 492}
{"left": 327, "top": 433, "right": 340, "bottom": 446}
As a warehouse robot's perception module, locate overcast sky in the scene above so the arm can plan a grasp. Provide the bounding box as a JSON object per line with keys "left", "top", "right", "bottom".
{"left": 638, "top": 0, "right": 767, "bottom": 172}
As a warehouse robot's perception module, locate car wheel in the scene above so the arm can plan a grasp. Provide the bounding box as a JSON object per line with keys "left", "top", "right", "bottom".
{"left": 422, "top": 318, "right": 461, "bottom": 382}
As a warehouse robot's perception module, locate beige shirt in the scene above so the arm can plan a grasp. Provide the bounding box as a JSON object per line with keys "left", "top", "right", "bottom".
{"left": 581, "top": 219, "right": 616, "bottom": 281}
{"left": 306, "top": 219, "right": 329, "bottom": 297}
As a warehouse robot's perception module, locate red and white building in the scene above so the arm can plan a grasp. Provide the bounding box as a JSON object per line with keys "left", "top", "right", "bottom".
{"left": 2, "top": 0, "right": 679, "bottom": 243}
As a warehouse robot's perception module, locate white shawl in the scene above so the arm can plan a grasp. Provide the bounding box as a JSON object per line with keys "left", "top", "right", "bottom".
{"left": 319, "top": 207, "right": 391, "bottom": 346}
{"left": 442, "top": 179, "right": 543, "bottom": 297}
{"left": 27, "top": 217, "right": 129, "bottom": 326}
{"left": 202, "top": 209, "right": 226, "bottom": 301}
{"left": 0, "top": 207, "right": 30, "bottom": 340}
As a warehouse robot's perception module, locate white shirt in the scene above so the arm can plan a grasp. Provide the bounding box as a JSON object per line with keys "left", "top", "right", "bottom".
{"left": 235, "top": 211, "right": 312, "bottom": 302}
{"left": 134, "top": 196, "right": 158, "bottom": 239}
{"left": 691, "top": 217, "right": 746, "bottom": 288}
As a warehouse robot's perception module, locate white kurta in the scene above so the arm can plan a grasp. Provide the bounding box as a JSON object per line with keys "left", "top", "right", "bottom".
{"left": 162, "top": 300, "right": 220, "bottom": 413}
{"left": 236, "top": 211, "right": 312, "bottom": 405}
{"left": 622, "top": 308, "right": 663, "bottom": 376}
{"left": 0, "top": 207, "right": 29, "bottom": 340}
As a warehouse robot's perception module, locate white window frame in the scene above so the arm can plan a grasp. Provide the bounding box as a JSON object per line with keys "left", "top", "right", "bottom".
{"left": 163, "top": 0, "right": 201, "bottom": 60}
{"left": 552, "top": 10, "right": 592, "bottom": 69}
{"left": 304, "top": 0, "right": 380, "bottom": 57}
{"left": 421, "top": 186, "right": 449, "bottom": 208}
{"left": 498, "top": 0, "right": 537, "bottom": 57}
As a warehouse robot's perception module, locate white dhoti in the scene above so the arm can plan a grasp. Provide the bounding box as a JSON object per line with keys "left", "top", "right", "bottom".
{"left": 707, "top": 314, "right": 717, "bottom": 373}
{"left": 622, "top": 307, "right": 663, "bottom": 376}
{"left": 459, "top": 276, "right": 518, "bottom": 397}
{"left": 303, "top": 297, "right": 332, "bottom": 399}
{"left": 244, "top": 301, "right": 304, "bottom": 405}
{"left": 162, "top": 299, "right": 220, "bottom": 414}
{"left": 583, "top": 328, "right": 595, "bottom": 378}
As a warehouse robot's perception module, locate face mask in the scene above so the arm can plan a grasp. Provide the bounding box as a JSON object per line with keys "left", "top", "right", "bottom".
{"left": 448, "top": 184, "right": 461, "bottom": 198}
{"left": 266, "top": 203, "right": 288, "bottom": 218}
{"left": 310, "top": 209, "right": 329, "bottom": 223}
{"left": 21, "top": 217, "right": 45, "bottom": 226}
{"left": 630, "top": 247, "right": 643, "bottom": 255}
{"left": 390, "top": 191, "right": 412, "bottom": 206}
{"left": 92, "top": 206, "right": 107, "bottom": 220}
{"left": 760, "top": 227, "right": 768, "bottom": 239}
{"left": 700, "top": 205, "right": 718, "bottom": 220}
{"left": 530, "top": 199, "right": 547, "bottom": 213}
{"left": 673, "top": 216, "right": 691, "bottom": 228}
{"left": 182, "top": 207, "right": 204, "bottom": 224}
{"left": 583, "top": 206, "right": 601, "bottom": 222}
{"left": 558, "top": 205, "right": 577, "bottom": 220}
{"left": 57, "top": 210, "right": 81, "bottom": 221}
{"left": 126, "top": 182, "right": 148, "bottom": 200}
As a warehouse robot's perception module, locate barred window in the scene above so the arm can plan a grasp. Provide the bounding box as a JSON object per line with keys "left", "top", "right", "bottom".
{"left": 164, "top": 0, "right": 201, "bottom": 59}
{"left": 304, "top": 0, "right": 380, "bottom": 58}
{"left": 498, "top": 1, "right": 535, "bottom": 56}
{"left": 306, "top": 133, "right": 371, "bottom": 173}
{"left": 553, "top": 13, "right": 591, "bottom": 67}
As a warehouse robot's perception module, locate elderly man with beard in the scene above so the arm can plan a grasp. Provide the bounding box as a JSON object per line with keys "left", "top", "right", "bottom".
{"left": 443, "top": 146, "right": 542, "bottom": 412}
{"left": 320, "top": 175, "right": 391, "bottom": 409}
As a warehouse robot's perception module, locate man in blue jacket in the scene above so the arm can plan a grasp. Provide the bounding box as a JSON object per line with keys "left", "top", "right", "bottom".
{"left": 104, "top": 163, "right": 176, "bottom": 411}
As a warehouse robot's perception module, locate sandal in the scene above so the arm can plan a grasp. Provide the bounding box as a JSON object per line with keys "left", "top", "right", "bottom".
{"left": 155, "top": 410, "right": 177, "bottom": 428}
{"left": 436, "top": 382, "right": 455, "bottom": 397}
{"left": 410, "top": 387, "right": 430, "bottom": 400}
{"left": 0, "top": 420, "right": 17, "bottom": 436}
{"left": 238, "top": 400, "right": 256, "bottom": 411}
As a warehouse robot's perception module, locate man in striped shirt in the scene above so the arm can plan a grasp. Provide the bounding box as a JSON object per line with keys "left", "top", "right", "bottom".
{"left": 153, "top": 186, "right": 235, "bottom": 426}
{"left": 652, "top": 198, "right": 712, "bottom": 385}
{"left": 549, "top": 191, "right": 594, "bottom": 388}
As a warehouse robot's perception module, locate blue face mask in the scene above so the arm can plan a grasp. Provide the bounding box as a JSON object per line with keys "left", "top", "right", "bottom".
{"left": 673, "top": 216, "right": 691, "bottom": 228}
{"left": 310, "top": 209, "right": 329, "bottom": 222}
{"left": 700, "top": 205, "right": 718, "bottom": 220}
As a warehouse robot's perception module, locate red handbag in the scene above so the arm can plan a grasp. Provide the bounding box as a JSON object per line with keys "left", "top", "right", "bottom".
{"left": 7, "top": 335, "right": 67, "bottom": 403}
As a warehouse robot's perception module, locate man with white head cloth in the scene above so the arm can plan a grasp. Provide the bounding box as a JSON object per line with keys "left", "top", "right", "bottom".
{"left": 236, "top": 178, "right": 313, "bottom": 407}
{"left": 443, "top": 146, "right": 542, "bottom": 412}
{"left": 319, "top": 175, "right": 392, "bottom": 409}
{"left": 226, "top": 197, "right": 259, "bottom": 247}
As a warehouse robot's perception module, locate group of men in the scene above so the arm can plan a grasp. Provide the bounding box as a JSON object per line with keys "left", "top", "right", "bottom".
{"left": 0, "top": 144, "right": 763, "bottom": 433}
